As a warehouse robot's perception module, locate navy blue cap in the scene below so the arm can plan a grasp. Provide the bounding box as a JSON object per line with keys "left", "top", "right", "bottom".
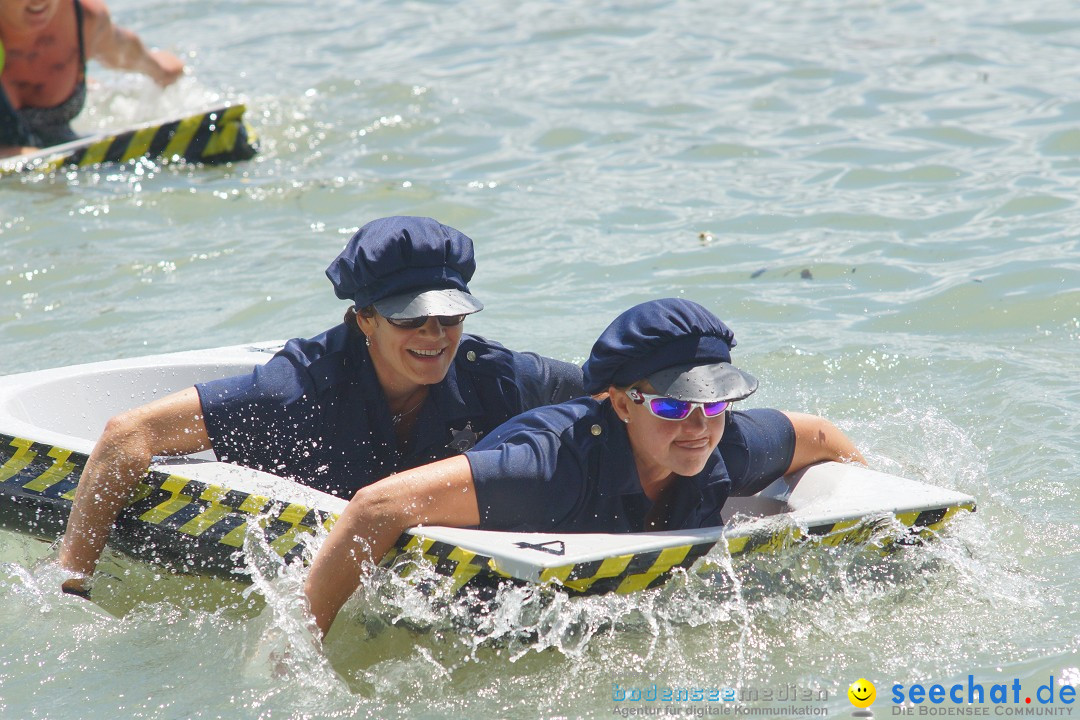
{"left": 582, "top": 298, "right": 759, "bottom": 402}
{"left": 325, "top": 216, "right": 484, "bottom": 319}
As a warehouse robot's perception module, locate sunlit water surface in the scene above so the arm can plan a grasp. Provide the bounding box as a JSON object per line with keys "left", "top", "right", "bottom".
{"left": 1, "top": 0, "right": 1078, "bottom": 717}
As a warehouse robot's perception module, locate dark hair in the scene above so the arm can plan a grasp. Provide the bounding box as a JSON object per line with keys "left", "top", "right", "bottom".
{"left": 344, "top": 305, "right": 377, "bottom": 336}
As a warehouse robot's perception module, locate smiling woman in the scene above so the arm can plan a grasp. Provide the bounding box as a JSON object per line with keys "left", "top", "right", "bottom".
{"left": 55, "top": 216, "right": 585, "bottom": 599}
{"left": 0, "top": 0, "right": 184, "bottom": 154}
{"left": 359, "top": 310, "right": 466, "bottom": 431}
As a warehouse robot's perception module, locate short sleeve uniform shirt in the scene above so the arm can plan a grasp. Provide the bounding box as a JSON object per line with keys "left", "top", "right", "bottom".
{"left": 466, "top": 398, "right": 796, "bottom": 532}
{"left": 195, "top": 323, "right": 583, "bottom": 497}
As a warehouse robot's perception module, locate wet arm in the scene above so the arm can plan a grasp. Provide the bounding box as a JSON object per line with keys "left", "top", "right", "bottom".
{"left": 782, "top": 411, "right": 866, "bottom": 473}
{"left": 82, "top": 0, "right": 184, "bottom": 86}
{"left": 58, "top": 387, "right": 210, "bottom": 588}
{"left": 304, "top": 455, "right": 480, "bottom": 638}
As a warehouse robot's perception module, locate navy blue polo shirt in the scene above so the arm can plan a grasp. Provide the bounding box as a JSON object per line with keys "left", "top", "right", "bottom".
{"left": 466, "top": 399, "right": 795, "bottom": 532}
{"left": 195, "top": 323, "right": 584, "bottom": 497}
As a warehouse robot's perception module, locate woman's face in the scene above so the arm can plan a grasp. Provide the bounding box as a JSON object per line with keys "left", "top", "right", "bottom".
{"left": 0, "top": 0, "right": 63, "bottom": 35}
{"left": 611, "top": 381, "right": 727, "bottom": 484}
{"left": 358, "top": 312, "right": 463, "bottom": 394}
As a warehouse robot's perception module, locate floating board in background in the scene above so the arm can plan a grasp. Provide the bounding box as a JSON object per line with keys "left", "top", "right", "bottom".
{"left": 0, "top": 104, "right": 257, "bottom": 176}
{"left": 0, "top": 345, "right": 977, "bottom": 595}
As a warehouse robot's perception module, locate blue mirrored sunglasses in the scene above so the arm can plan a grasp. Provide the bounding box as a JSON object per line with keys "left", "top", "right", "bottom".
{"left": 625, "top": 388, "right": 730, "bottom": 421}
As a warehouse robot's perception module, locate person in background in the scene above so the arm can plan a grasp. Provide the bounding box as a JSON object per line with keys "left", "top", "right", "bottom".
{"left": 0, "top": 0, "right": 184, "bottom": 156}
{"left": 302, "top": 298, "right": 866, "bottom": 636}
{"left": 57, "top": 216, "right": 584, "bottom": 599}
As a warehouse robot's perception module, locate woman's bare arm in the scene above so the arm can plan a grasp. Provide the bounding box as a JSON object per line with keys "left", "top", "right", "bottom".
{"left": 304, "top": 455, "right": 480, "bottom": 637}
{"left": 81, "top": 0, "right": 184, "bottom": 86}
{"left": 783, "top": 411, "right": 866, "bottom": 473}
{"left": 58, "top": 387, "right": 210, "bottom": 589}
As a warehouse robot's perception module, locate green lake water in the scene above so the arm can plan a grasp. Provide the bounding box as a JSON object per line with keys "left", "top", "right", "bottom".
{"left": 1, "top": 0, "right": 1077, "bottom": 717}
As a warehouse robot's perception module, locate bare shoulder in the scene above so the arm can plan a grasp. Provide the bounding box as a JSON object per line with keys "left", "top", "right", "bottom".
{"left": 78, "top": 0, "right": 112, "bottom": 22}
{"left": 77, "top": 0, "right": 115, "bottom": 56}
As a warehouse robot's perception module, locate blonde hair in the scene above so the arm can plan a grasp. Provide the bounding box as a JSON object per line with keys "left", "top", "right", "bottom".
{"left": 593, "top": 380, "right": 648, "bottom": 403}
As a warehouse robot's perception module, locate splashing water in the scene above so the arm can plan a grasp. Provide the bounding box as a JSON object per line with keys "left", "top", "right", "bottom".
{"left": 4, "top": 0, "right": 1080, "bottom": 715}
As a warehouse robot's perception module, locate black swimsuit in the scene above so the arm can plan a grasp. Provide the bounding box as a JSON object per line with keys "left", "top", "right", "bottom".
{"left": 0, "top": 0, "right": 88, "bottom": 148}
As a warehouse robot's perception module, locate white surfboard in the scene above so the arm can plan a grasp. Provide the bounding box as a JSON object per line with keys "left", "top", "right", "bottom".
{"left": 0, "top": 344, "right": 976, "bottom": 595}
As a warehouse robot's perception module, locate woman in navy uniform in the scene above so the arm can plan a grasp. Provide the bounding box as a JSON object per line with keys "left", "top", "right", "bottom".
{"left": 303, "top": 298, "right": 864, "bottom": 636}
{"left": 58, "top": 216, "right": 583, "bottom": 597}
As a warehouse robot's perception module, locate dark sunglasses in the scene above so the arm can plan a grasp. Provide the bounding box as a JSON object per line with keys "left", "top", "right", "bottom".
{"left": 384, "top": 314, "right": 466, "bottom": 330}
{"left": 625, "top": 388, "right": 730, "bottom": 421}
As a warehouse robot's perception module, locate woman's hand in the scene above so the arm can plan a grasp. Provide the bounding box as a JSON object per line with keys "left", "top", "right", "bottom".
{"left": 147, "top": 49, "right": 184, "bottom": 87}
{"left": 83, "top": 0, "right": 185, "bottom": 86}
{"left": 58, "top": 387, "right": 211, "bottom": 581}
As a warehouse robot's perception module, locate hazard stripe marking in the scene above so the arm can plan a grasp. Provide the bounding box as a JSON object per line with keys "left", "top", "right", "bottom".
{"left": 121, "top": 126, "right": 158, "bottom": 162}
{"left": 914, "top": 508, "right": 948, "bottom": 527}
{"left": 0, "top": 432, "right": 977, "bottom": 593}
{"left": 79, "top": 138, "right": 110, "bottom": 166}
{"left": 177, "top": 503, "right": 233, "bottom": 537}
{"left": 162, "top": 113, "right": 203, "bottom": 160}
{"left": 0, "top": 437, "right": 36, "bottom": 483}
{"left": 2, "top": 105, "right": 258, "bottom": 177}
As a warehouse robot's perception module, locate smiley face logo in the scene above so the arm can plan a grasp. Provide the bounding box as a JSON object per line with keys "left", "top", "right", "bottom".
{"left": 848, "top": 678, "right": 876, "bottom": 708}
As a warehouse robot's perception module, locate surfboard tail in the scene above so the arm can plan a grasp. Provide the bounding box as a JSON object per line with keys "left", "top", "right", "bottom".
{"left": 1, "top": 104, "right": 258, "bottom": 176}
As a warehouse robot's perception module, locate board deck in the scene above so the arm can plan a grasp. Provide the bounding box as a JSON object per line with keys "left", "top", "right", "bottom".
{"left": 1, "top": 104, "right": 257, "bottom": 176}
{"left": 0, "top": 345, "right": 977, "bottom": 596}
{"left": 384, "top": 463, "right": 976, "bottom": 595}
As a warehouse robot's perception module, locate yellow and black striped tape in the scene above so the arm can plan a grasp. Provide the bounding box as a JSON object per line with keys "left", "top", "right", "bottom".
{"left": 380, "top": 534, "right": 718, "bottom": 597}
{"left": 0, "top": 433, "right": 328, "bottom": 578}
{"left": 4, "top": 105, "right": 257, "bottom": 176}
{"left": 381, "top": 504, "right": 976, "bottom": 596}
{"left": 383, "top": 534, "right": 720, "bottom": 597}
{"left": 534, "top": 542, "right": 717, "bottom": 595}
{"left": 381, "top": 535, "right": 500, "bottom": 595}
{"left": 0, "top": 432, "right": 977, "bottom": 592}
{"left": 724, "top": 502, "right": 977, "bottom": 557}
{"left": 0, "top": 431, "right": 719, "bottom": 594}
